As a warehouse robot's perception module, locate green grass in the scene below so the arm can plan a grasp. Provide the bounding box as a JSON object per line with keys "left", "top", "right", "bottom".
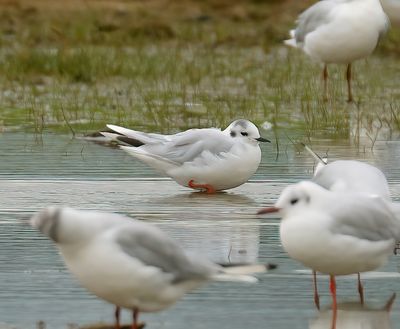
{"left": 0, "top": 1, "right": 400, "bottom": 141}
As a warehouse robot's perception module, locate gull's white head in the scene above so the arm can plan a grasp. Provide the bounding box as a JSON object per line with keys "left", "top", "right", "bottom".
{"left": 31, "top": 207, "right": 133, "bottom": 245}
{"left": 224, "top": 119, "right": 270, "bottom": 143}
{"left": 30, "top": 206, "right": 64, "bottom": 243}
{"left": 258, "top": 181, "right": 327, "bottom": 217}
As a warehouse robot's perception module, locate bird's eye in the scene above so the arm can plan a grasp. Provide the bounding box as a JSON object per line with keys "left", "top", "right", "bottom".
{"left": 290, "top": 198, "right": 299, "bottom": 205}
{"left": 241, "top": 132, "right": 248, "bottom": 136}
{"left": 230, "top": 131, "right": 236, "bottom": 137}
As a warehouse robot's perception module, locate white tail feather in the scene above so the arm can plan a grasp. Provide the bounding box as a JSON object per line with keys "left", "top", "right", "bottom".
{"left": 212, "top": 273, "right": 258, "bottom": 283}
{"left": 212, "top": 264, "right": 270, "bottom": 283}
{"left": 284, "top": 38, "right": 297, "bottom": 48}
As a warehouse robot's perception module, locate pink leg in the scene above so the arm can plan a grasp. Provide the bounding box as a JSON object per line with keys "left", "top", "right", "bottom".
{"left": 330, "top": 275, "right": 337, "bottom": 329}
{"left": 115, "top": 306, "right": 121, "bottom": 329}
{"left": 132, "top": 308, "right": 139, "bottom": 329}
{"left": 132, "top": 308, "right": 145, "bottom": 329}
{"left": 346, "top": 63, "right": 353, "bottom": 103}
{"left": 312, "top": 270, "right": 320, "bottom": 310}
{"left": 357, "top": 273, "right": 364, "bottom": 305}
{"left": 188, "top": 179, "right": 216, "bottom": 194}
{"left": 323, "top": 64, "right": 328, "bottom": 102}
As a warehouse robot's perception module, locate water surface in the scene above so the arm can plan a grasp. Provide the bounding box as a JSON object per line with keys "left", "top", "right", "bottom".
{"left": 1, "top": 133, "right": 400, "bottom": 329}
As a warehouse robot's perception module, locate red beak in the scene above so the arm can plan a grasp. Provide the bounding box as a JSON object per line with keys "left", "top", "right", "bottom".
{"left": 257, "top": 206, "right": 281, "bottom": 215}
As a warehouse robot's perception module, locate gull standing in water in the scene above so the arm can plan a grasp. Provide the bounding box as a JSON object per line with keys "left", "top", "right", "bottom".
{"left": 285, "top": 0, "right": 389, "bottom": 102}
{"left": 304, "top": 145, "right": 391, "bottom": 308}
{"left": 101, "top": 119, "right": 270, "bottom": 193}
{"left": 31, "top": 207, "right": 275, "bottom": 329}
{"left": 258, "top": 181, "right": 400, "bottom": 329}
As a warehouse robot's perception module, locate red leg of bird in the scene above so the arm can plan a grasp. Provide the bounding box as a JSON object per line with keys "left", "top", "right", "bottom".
{"left": 385, "top": 293, "right": 396, "bottom": 312}
{"left": 312, "top": 270, "right": 320, "bottom": 310}
{"left": 131, "top": 308, "right": 145, "bottom": 329}
{"left": 330, "top": 275, "right": 337, "bottom": 329}
{"left": 357, "top": 273, "right": 364, "bottom": 305}
{"left": 323, "top": 64, "right": 328, "bottom": 102}
{"left": 188, "top": 180, "right": 216, "bottom": 194}
{"left": 346, "top": 63, "right": 353, "bottom": 103}
{"left": 115, "top": 306, "right": 121, "bottom": 329}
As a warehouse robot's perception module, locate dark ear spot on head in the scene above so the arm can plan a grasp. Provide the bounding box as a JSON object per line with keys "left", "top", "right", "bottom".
{"left": 230, "top": 131, "right": 236, "bottom": 137}
{"left": 305, "top": 195, "right": 311, "bottom": 203}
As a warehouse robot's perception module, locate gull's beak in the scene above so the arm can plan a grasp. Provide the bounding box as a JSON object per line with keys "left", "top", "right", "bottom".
{"left": 257, "top": 206, "right": 280, "bottom": 215}
{"left": 256, "top": 137, "right": 271, "bottom": 143}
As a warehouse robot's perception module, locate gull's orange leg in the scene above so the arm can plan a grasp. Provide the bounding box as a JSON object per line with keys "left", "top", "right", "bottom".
{"left": 188, "top": 180, "right": 216, "bottom": 194}
{"left": 330, "top": 275, "right": 337, "bottom": 329}
{"left": 357, "top": 273, "right": 364, "bottom": 305}
{"left": 312, "top": 270, "right": 320, "bottom": 310}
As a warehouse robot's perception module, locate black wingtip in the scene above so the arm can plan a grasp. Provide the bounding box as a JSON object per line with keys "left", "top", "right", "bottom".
{"left": 116, "top": 136, "right": 144, "bottom": 147}
{"left": 266, "top": 263, "right": 277, "bottom": 270}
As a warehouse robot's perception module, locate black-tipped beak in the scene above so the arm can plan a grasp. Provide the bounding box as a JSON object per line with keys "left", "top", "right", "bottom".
{"left": 256, "top": 137, "right": 271, "bottom": 143}
{"left": 257, "top": 206, "right": 280, "bottom": 215}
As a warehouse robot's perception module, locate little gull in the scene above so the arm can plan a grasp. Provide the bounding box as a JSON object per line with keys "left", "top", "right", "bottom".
{"left": 101, "top": 119, "right": 270, "bottom": 193}
{"left": 285, "top": 0, "right": 389, "bottom": 102}
{"left": 258, "top": 181, "right": 400, "bottom": 329}
{"left": 30, "top": 207, "right": 275, "bottom": 329}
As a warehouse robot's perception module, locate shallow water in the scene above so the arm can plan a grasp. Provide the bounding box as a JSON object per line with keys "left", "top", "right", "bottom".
{"left": 1, "top": 133, "right": 400, "bottom": 329}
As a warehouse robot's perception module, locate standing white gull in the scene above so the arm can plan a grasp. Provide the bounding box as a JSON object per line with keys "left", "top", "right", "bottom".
{"left": 101, "top": 119, "right": 270, "bottom": 193}
{"left": 285, "top": 0, "right": 389, "bottom": 102}
{"left": 302, "top": 145, "right": 392, "bottom": 309}
{"left": 30, "top": 207, "right": 275, "bottom": 329}
{"left": 258, "top": 181, "right": 400, "bottom": 329}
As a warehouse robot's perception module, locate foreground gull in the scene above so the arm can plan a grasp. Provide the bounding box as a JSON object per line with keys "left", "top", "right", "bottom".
{"left": 101, "top": 119, "right": 270, "bottom": 193}
{"left": 31, "top": 207, "right": 275, "bottom": 329}
{"left": 309, "top": 157, "right": 391, "bottom": 308}
{"left": 285, "top": 0, "right": 389, "bottom": 102}
{"left": 258, "top": 181, "right": 400, "bottom": 329}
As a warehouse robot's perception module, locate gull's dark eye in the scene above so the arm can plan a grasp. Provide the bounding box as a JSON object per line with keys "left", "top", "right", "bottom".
{"left": 290, "top": 198, "right": 299, "bottom": 205}
{"left": 241, "top": 132, "right": 248, "bottom": 136}
{"left": 230, "top": 131, "right": 236, "bottom": 137}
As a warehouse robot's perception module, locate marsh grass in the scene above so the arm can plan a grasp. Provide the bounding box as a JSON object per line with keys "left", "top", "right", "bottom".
{"left": 0, "top": 0, "right": 400, "bottom": 142}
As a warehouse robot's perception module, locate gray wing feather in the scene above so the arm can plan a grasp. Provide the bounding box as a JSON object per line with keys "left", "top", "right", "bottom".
{"left": 295, "top": 1, "right": 336, "bottom": 44}
{"left": 330, "top": 195, "right": 400, "bottom": 242}
{"left": 141, "top": 129, "right": 234, "bottom": 164}
{"left": 115, "top": 225, "right": 216, "bottom": 283}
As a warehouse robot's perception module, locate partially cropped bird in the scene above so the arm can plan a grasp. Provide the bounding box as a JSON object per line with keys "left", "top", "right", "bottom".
{"left": 258, "top": 181, "right": 400, "bottom": 329}
{"left": 31, "top": 207, "right": 275, "bottom": 329}
{"left": 101, "top": 119, "right": 270, "bottom": 193}
{"left": 285, "top": 0, "right": 389, "bottom": 102}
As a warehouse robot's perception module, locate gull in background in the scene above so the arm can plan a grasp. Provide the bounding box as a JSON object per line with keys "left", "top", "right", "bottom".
{"left": 258, "top": 181, "right": 400, "bottom": 329}
{"left": 285, "top": 0, "right": 389, "bottom": 102}
{"left": 30, "top": 207, "right": 275, "bottom": 329}
{"left": 101, "top": 119, "right": 270, "bottom": 193}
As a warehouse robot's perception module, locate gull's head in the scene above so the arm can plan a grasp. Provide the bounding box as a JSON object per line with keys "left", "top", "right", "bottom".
{"left": 258, "top": 181, "right": 324, "bottom": 217}
{"left": 224, "top": 119, "right": 270, "bottom": 143}
{"left": 30, "top": 206, "right": 63, "bottom": 243}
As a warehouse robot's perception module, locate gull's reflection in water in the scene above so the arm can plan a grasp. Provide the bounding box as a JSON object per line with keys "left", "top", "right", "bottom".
{"left": 146, "top": 192, "right": 260, "bottom": 264}
{"left": 310, "top": 294, "right": 396, "bottom": 329}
